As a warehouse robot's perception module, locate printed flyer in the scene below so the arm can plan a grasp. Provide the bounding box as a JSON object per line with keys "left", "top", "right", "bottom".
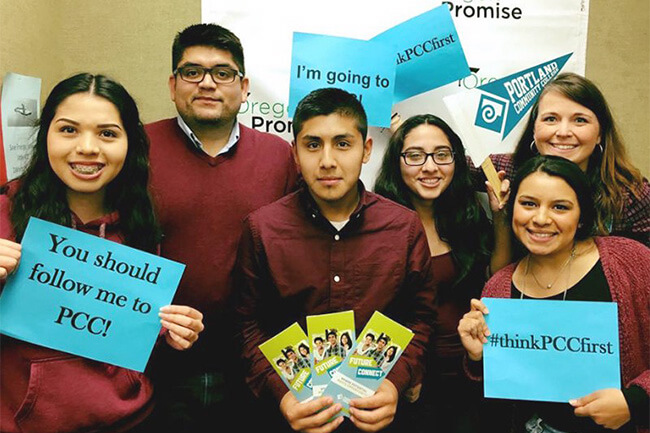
{"left": 306, "top": 310, "right": 356, "bottom": 397}
{"left": 259, "top": 322, "right": 313, "bottom": 402}
{"left": 322, "top": 311, "right": 413, "bottom": 416}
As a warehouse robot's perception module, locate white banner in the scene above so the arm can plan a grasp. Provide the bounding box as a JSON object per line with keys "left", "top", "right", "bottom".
{"left": 202, "top": 0, "right": 589, "bottom": 186}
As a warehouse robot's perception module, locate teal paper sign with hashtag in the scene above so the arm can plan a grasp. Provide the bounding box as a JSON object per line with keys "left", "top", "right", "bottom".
{"left": 482, "top": 298, "right": 620, "bottom": 402}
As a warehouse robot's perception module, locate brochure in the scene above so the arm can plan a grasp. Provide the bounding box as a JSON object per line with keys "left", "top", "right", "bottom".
{"left": 259, "top": 322, "right": 313, "bottom": 402}
{"left": 306, "top": 310, "right": 356, "bottom": 397}
{"left": 322, "top": 311, "right": 413, "bottom": 416}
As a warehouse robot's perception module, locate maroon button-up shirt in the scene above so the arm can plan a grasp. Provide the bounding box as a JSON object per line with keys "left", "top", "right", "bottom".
{"left": 236, "top": 183, "right": 437, "bottom": 402}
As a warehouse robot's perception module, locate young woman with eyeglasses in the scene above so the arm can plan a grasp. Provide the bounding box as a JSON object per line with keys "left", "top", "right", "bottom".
{"left": 375, "top": 114, "right": 510, "bottom": 433}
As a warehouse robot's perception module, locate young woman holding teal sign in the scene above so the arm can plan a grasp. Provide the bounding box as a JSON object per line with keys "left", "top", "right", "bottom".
{"left": 0, "top": 73, "right": 204, "bottom": 433}
{"left": 459, "top": 155, "right": 649, "bottom": 433}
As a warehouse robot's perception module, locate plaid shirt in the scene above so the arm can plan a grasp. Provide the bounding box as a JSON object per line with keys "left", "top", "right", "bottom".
{"left": 291, "top": 356, "right": 310, "bottom": 373}
{"left": 469, "top": 153, "right": 650, "bottom": 247}
{"left": 366, "top": 348, "right": 386, "bottom": 367}
{"left": 324, "top": 343, "right": 346, "bottom": 359}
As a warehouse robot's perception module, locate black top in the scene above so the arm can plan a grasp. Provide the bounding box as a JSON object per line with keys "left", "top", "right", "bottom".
{"left": 510, "top": 260, "right": 647, "bottom": 432}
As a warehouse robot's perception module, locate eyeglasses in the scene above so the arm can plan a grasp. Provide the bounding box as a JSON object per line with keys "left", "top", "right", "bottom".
{"left": 400, "top": 149, "right": 455, "bottom": 166}
{"left": 174, "top": 65, "right": 244, "bottom": 84}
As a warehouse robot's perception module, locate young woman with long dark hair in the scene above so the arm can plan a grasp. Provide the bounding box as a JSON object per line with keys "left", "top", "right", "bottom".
{"left": 0, "top": 73, "right": 204, "bottom": 433}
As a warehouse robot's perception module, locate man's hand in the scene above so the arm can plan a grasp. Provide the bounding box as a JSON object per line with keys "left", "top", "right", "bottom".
{"left": 349, "top": 379, "right": 398, "bottom": 432}
{"left": 280, "top": 392, "right": 344, "bottom": 432}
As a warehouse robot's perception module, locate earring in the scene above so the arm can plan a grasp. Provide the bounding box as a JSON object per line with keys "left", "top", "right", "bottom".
{"left": 529, "top": 140, "right": 538, "bottom": 154}
{"left": 597, "top": 143, "right": 604, "bottom": 153}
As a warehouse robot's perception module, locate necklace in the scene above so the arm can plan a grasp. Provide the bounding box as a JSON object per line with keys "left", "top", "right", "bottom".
{"left": 526, "top": 243, "right": 577, "bottom": 290}
{"left": 521, "top": 244, "right": 576, "bottom": 301}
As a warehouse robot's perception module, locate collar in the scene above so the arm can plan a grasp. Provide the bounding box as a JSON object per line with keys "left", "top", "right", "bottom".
{"left": 70, "top": 210, "right": 120, "bottom": 239}
{"left": 299, "top": 180, "right": 372, "bottom": 230}
{"left": 176, "top": 115, "right": 240, "bottom": 156}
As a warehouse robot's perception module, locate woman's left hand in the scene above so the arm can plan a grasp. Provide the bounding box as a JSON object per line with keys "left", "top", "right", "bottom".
{"left": 159, "top": 305, "right": 204, "bottom": 350}
{"left": 570, "top": 388, "right": 631, "bottom": 429}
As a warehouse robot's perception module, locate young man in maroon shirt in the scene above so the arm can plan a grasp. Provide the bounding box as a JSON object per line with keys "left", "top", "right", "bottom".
{"left": 145, "top": 24, "right": 298, "bottom": 431}
{"left": 237, "top": 88, "right": 436, "bottom": 432}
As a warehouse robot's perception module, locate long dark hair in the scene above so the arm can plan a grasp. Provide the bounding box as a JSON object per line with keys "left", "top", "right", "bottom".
{"left": 374, "top": 114, "right": 492, "bottom": 284}
{"left": 507, "top": 155, "right": 595, "bottom": 257}
{"left": 512, "top": 72, "right": 643, "bottom": 235}
{"left": 9, "top": 73, "right": 160, "bottom": 253}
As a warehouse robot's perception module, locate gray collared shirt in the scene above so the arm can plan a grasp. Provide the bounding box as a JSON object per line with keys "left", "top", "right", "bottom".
{"left": 176, "top": 115, "right": 240, "bottom": 156}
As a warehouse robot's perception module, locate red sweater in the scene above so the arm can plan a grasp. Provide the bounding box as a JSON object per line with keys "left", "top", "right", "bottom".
{"left": 145, "top": 119, "right": 298, "bottom": 374}
{"left": 0, "top": 191, "right": 154, "bottom": 433}
{"left": 481, "top": 236, "right": 650, "bottom": 433}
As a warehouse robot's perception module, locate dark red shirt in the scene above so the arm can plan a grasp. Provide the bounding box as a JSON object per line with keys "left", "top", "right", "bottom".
{"left": 236, "top": 183, "right": 437, "bottom": 401}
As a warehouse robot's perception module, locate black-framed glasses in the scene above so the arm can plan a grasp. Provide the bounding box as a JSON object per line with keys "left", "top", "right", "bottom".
{"left": 400, "top": 149, "right": 455, "bottom": 166}
{"left": 174, "top": 65, "right": 244, "bottom": 84}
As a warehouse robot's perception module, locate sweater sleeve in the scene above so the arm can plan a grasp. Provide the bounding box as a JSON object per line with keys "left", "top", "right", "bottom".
{"left": 235, "top": 214, "right": 288, "bottom": 402}
{"left": 620, "top": 179, "right": 650, "bottom": 248}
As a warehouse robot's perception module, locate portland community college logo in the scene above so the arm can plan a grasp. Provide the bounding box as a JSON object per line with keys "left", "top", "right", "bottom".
{"left": 475, "top": 94, "right": 508, "bottom": 134}
{"left": 473, "top": 53, "right": 572, "bottom": 140}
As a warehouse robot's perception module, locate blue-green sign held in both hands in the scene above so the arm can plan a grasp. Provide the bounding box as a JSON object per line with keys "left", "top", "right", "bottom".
{"left": 0, "top": 217, "right": 184, "bottom": 372}
{"left": 482, "top": 298, "right": 620, "bottom": 402}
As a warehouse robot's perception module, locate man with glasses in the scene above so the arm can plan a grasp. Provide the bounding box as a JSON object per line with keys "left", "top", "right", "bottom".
{"left": 145, "top": 23, "right": 298, "bottom": 431}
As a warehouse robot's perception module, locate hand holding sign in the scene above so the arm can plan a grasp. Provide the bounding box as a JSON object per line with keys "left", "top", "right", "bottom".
{"left": 571, "top": 389, "right": 631, "bottom": 430}
{"left": 159, "top": 304, "right": 205, "bottom": 350}
{"left": 0, "top": 218, "right": 186, "bottom": 371}
{"left": 485, "top": 169, "right": 511, "bottom": 212}
{"left": 0, "top": 238, "right": 21, "bottom": 279}
{"left": 457, "top": 298, "right": 490, "bottom": 361}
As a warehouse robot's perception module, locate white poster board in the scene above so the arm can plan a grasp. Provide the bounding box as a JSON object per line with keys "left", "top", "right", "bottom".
{"left": 202, "top": 0, "right": 589, "bottom": 187}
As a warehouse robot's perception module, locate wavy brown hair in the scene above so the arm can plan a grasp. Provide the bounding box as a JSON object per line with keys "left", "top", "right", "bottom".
{"left": 513, "top": 72, "right": 644, "bottom": 234}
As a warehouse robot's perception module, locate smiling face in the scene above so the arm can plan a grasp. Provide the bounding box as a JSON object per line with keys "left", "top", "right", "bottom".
{"left": 512, "top": 171, "right": 581, "bottom": 258}
{"left": 293, "top": 113, "right": 372, "bottom": 219}
{"left": 327, "top": 334, "right": 337, "bottom": 346}
{"left": 285, "top": 350, "right": 297, "bottom": 361}
{"left": 400, "top": 124, "right": 455, "bottom": 207}
{"left": 533, "top": 91, "right": 601, "bottom": 171}
{"left": 169, "top": 45, "right": 249, "bottom": 128}
{"left": 47, "top": 93, "right": 128, "bottom": 209}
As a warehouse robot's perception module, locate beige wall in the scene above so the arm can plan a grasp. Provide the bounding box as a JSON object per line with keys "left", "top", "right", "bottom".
{"left": 1, "top": 0, "right": 200, "bottom": 121}
{"left": 586, "top": 0, "right": 650, "bottom": 176}
{"left": 1, "top": 0, "right": 648, "bottom": 175}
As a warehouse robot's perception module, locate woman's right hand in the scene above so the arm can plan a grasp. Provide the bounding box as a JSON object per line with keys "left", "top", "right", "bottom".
{"left": 457, "top": 298, "right": 490, "bottom": 361}
{"left": 0, "top": 238, "right": 21, "bottom": 280}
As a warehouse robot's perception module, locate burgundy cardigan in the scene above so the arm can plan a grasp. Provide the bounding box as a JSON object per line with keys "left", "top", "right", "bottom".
{"left": 480, "top": 236, "right": 650, "bottom": 432}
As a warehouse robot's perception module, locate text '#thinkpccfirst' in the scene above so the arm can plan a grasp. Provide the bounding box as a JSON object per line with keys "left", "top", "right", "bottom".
{"left": 488, "top": 333, "right": 614, "bottom": 354}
